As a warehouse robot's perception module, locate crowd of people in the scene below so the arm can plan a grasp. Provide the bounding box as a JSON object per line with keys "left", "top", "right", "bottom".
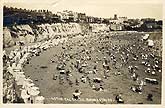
{"left": 50, "top": 31, "right": 161, "bottom": 103}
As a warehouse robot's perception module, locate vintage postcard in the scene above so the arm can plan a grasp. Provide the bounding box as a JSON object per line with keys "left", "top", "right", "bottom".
{"left": 1, "top": 0, "right": 164, "bottom": 107}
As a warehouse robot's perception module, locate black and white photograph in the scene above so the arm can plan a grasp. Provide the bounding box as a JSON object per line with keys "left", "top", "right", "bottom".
{"left": 1, "top": 0, "right": 164, "bottom": 105}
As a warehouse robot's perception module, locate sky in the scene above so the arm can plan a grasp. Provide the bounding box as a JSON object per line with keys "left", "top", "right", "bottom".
{"left": 3, "top": 0, "right": 163, "bottom": 20}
